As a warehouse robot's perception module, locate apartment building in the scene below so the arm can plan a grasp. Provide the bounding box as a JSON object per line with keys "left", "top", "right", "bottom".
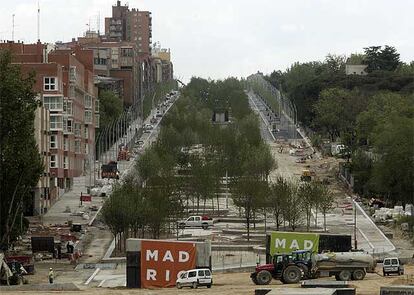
{"left": 59, "top": 37, "right": 140, "bottom": 106}
{"left": 152, "top": 45, "right": 174, "bottom": 82}
{"left": 0, "top": 41, "right": 99, "bottom": 215}
{"left": 105, "top": 0, "right": 152, "bottom": 56}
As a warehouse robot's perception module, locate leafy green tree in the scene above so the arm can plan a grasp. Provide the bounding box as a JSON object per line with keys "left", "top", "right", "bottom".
{"left": 98, "top": 90, "right": 123, "bottom": 131}
{"left": 282, "top": 181, "right": 303, "bottom": 231}
{"left": 318, "top": 184, "right": 334, "bottom": 232}
{"left": 298, "top": 182, "right": 320, "bottom": 231}
{"left": 268, "top": 177, "right": 291, "bottom": 230}
{"left": 325, "top": 54, "right": 346, "bottom": 74}
{"left": 364, "top": 45, "right": 400, "bottom": 72}
{"left": 370, "top": 114, "right": 414, "bottom": 204}
{"left": 0, "top": 50, "right": 43, "bottom": 248}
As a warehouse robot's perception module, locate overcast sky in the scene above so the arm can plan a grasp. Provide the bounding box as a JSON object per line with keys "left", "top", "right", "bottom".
{"left": 1, "top": 0, "right": 413, "bottom": 82}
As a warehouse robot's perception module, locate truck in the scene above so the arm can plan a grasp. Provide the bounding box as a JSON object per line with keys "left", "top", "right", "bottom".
{"left": 251, "top": 250, "right": 375, "bottom": 285}
{"left": 101, "top": 161, "right": 119, "bottom": 179}
{"left": 178, "top": 216, "right": 213, "bottom": 230}
{"left": 265, "top": 231, "right": 352, "bottom": 263}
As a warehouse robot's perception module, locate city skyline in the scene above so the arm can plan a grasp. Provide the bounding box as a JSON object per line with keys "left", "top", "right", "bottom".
{"left": 1, "top": 0, "right": 413, "bottom": 82}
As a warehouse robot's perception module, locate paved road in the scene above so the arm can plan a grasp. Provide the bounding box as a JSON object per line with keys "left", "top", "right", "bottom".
{"left": 247, "top": 90, "right": 396, "bottom": 255}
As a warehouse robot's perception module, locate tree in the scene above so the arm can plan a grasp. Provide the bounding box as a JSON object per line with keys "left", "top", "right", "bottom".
{"left": 0, "top": 50, "right": 43, "bottom": 248}
{"left": 268, "top": 177, "right": 290, "bottom": 230}
{"left": 282, "top": 181, "right": 303, "bottom": 231}
{"left": 364, "top": 45, "right": 400, "bottom": 72}
{"left": 98, "top": 90, "right": 123, "bottom": 131}
{"left": 298, "top": 182, "right": 320, "bottom": 231}
{"left": 318, "top": 184, "right": 334, "bottom": 232}
{"left": 325, "top": 54, "right": 346, "bottom": 74}
{"left": 370, "top": 114, "right": 414, "bottom": 204}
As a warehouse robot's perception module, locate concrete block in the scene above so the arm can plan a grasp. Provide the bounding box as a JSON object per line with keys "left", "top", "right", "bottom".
{"left": 301, "top": 280, "right": 349, "bottom": 288}
{"left": 380, "top": 285, "right": 414, "bottom": 295}
{"left": 126, "top": 239, "right": 141, "bottom": 252}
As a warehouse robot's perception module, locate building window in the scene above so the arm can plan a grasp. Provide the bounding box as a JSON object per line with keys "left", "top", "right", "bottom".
{"left": 44, "top": 77, "right": 57, "bottom": 91}
{"left": 69, "top": 66, "right": 76, "bottom": 82}
{"left": 84, "top": 126, "right": 89, "bottom": 139}
{"left": 50, "top": 115, "right": 63, "bottom": 130}
{"left": 85, "top": 143, "right": 89, "bottom": 155}
{"left": 50, "top": 155, "right": 57, "bottom": 168}
{"left": 43, "top": 95, "right": 63, "bottom": 110}
{"left": 95, "top": 100, "right": 99, "bottom": 113}
{"left": 84, "top": 95, "right": 92, "bottom": 109}
{"left": 67, "top": 119, "right": 73, "bottom": 133}
{"left": 64, "top": 156, "right": 68, "bottom": 169}
{"left": 50, "top": 135, "right": 57, "bottom": 149}
{"left": 85, "top": 110, "right": 93, "bottom": 124}
{"left": 64, "top": 138, "right": 68, "bottom": 151}
{"left": 63, "top": 100, "right": 73, "bottom": 115}
{"left": 74, "top": 123, "right": 81, "bottom": 137}
{"left": 121, "top": 48, "right": 133, "bottom": 57}
{"left": 95, "top": 114, "right": 100, "bottom": 128}
{"left": 75, "top": 140, "right": 81, "bottom": 153}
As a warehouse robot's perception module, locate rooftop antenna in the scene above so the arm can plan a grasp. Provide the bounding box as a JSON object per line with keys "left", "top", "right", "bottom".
{"left": 97, "top": 12, "right": 100, "bottom": 35}
{"left": 12, "top": 14, "right": 15, "bottom": 41}
{"left": 37, "top": 1, "right": 40, "bottom": 41}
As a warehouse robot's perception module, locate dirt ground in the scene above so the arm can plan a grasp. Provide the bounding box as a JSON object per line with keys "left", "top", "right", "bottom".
{"left": 6, "top": 265, "right": 414, "bottom": 295}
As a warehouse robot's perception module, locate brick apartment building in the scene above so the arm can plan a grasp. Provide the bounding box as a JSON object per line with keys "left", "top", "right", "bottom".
{"left": 105, "top": 0, "right": 152, "bottom": 56}
{"left": 0, "top": 41, "right": 99, "bottom": 215}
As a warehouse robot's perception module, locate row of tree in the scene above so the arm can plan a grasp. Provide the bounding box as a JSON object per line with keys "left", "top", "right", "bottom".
{"left": 101, "top": 77, "right": 336, "bottom": 249}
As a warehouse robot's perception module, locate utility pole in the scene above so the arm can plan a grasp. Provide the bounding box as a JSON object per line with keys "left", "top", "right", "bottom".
{"left": 354, "top": 201, "right": 358, "bottom": 250}
{"left": 12, "top": 14, "right": 15, "bottom": 41}
{"left": 37, "top": 1, "right": 40, "bottom": 41}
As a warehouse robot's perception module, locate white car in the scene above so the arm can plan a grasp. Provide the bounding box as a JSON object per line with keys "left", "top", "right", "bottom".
{"left": 176, "top": 268, "right": 212, "bottom": 289}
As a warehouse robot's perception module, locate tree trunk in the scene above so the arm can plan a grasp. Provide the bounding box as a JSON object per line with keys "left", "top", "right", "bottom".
{"left": 216, "top": 194, "right": 220, "bottom": 217}
{"left": 323, "top": 212, "right": 327, "bottom": 232}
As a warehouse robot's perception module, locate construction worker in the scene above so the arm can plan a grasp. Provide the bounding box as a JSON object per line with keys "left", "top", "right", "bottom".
{"left": 48, "top": 268, "right": 54, "bottom": 284}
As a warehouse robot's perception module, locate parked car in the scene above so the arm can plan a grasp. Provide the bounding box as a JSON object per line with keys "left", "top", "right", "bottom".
{"left": 150, "top": 117, "right": 157, "bottom": 124}
{"left": 178, "top": 216, "right": 213, "bottom": 230}
{"left": 176, "top": 268, "right": 212, "bottom": 289}
{"left": 156, "top": 111, "right": 163, "bottom": 118}
{"left": 383, "top": 257, "right": 404, "bottom": 276}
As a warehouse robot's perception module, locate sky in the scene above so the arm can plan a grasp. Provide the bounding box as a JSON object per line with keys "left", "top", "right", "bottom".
{"left": 1, "top": 0, "right": 413, "bottom": 82}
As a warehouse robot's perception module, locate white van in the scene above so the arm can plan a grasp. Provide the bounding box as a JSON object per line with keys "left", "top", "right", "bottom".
{"left": 383, "top": 257, "right": 404, "bottom": 276}
{"left": 176, "top": 268, "right": 212, "bottom": 289}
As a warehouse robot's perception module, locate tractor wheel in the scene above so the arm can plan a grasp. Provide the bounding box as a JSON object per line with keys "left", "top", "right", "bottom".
{"left": 251, "top": 275, "right": 259, "bottom": 285}
{"left": 256, "top": 270, "right": 272, "bottom": 285}
{"left": 297, "top": 264, "right": 309, "bottom": 279}
{"left": 352, "top": 269, "right": 366, "bottom": 280}
{"left": 282, "top": 265, "right": 302, "bottom": 284}
{"left": 338, "top": 270, "right": 352, "bottom": 281}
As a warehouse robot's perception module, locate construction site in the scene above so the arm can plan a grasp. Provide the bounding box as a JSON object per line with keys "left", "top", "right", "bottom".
{"left": 1, "top": 89, "right": 413, "bottom": 295}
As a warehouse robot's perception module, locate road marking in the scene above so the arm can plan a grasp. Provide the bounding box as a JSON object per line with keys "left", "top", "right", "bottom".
{"left": 98, "top": 279, "right": 106, "bottom": 287}
{"left": 248, "top": 92, "right": 276, "bottom": 141}
{"left": 85, "top": 267, "right": 100, "bottom": 285}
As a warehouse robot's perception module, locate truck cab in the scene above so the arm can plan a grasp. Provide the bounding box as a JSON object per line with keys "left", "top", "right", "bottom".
{"left": 383, "top": 257, "right": 404, "bottom": 276}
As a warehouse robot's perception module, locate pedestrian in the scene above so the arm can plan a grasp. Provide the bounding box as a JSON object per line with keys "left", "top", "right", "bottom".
{"left": 48, "top": 268, "right": 54, "bottom": 284}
